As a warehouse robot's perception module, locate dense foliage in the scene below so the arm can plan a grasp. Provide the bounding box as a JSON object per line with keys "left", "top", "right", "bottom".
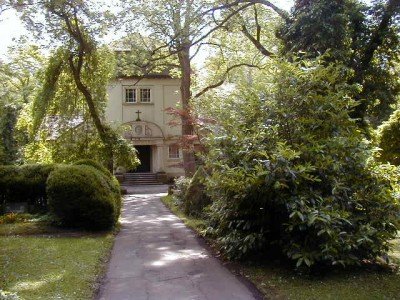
{"left": 377, "top": 109, "right": 400, "bottom": 165}
{"left": 47, "top": 164, "right": 121, "bottom": 230}
{"left": 278, "top": 0, "right": 400, "bottom": 126}
{"left": 173, "top": 176, "right": 192, "bottom": 203}
{"left": 0, "top": 105, "right": 18, "bottom": 165}
{"left": 0, "top": 162, "right": 121, "bottom": 230}
{"left": 0, "top": 164, "right": 56, "bottom": 212}
{"left": 183, "top": 166, "right": 210, "bottom": 217}
{"left": 0, "top": 44, "right": 43, "bottom": 165}
{"left": 74, "top": 159, "right": 112, "bottom": 178}
{"left": 199, "top": 59, "right": 399, "bottom": 268}
{"left": 1, "top": 0, "right": 398, "bottom": 272}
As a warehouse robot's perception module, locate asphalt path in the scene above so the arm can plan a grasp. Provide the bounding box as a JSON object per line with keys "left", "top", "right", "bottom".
{"left": 97, "top": 185, "right": 259, "bottom": 300}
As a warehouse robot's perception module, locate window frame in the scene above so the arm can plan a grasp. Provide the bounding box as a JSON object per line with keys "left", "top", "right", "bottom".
{"left": 139, "top": 88, "right": 151, "bottom": 103}
{"left": 124, "top": 87, "right": 137, "bottom": 103}
{"left": 168, "top": 145, "right": 181, "bottom": 159}
{"left": 123, "top": 86, "right": 152, "bottom": 104}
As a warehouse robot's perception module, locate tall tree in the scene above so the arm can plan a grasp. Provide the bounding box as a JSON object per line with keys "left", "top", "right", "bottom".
{"left": 123, "top": 0, "right": 287, "bottom": 175}
{"left": 123, "top": 0, "right": 211, "bottom": 175}
{"left": 278, "top": 0, "right": 400, "bottom": 127}
{"left": 12, "top": 0, "right": 137, "bottom": 170}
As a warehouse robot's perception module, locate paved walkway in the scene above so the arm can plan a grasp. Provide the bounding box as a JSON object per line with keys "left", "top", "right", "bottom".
{"left": 97, "top": 185, "right": 259, "bottom": 300}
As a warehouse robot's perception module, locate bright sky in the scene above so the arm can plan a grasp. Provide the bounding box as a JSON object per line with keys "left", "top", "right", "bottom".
{"left": 0, "top": 9, "right": 26, "bottom": 56}
{"left": 0, "top": 0, "right": 294, "bottom": 58}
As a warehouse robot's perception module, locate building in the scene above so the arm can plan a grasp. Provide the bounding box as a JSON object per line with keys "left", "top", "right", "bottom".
{"left": 105, "top": 75, "right": 185, "bottom": 179}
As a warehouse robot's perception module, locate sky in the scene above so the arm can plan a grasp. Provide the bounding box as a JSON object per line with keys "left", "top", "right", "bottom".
{"left": 0, "top": 0, "right": 294, "bottom": 58}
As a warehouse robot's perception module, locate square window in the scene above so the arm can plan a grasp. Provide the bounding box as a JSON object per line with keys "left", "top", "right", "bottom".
{"left": 140, "top": 88, "right": 151, "bottom": 103}
{"left": 168, "top": 145, "right": 180, "bottom": 159}
{"left": 125, "top": 88, "right": 136, "bottom": 103}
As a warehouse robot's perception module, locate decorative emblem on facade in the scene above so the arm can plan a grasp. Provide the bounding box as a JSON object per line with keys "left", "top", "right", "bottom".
{"left": 145, "top": 125, "right": 152, "bottom": 136}
{"left": 134, "top": 125, "right": 143, "bottom": 135}
{"left": 123, "top": 121, "right": 164, "bottom": 140}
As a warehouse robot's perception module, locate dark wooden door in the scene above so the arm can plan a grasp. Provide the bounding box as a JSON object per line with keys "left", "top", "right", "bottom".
{"left": 135, "top": 145, "right": 151, "bottom": 172}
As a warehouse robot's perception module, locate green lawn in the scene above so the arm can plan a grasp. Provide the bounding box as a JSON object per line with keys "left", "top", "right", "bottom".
{"left": 0, "top": 220, "right": 114, "bottom": 300}
{"left": 162, "top": 195, "right": 400, "bottom": 300}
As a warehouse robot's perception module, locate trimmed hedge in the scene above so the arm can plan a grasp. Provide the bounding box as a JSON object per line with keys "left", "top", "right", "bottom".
{"left": 73, "top": 159, "right": 112, "bottom": 178}
{"left": 0, "top": 164, "right": 56, "bottom": 212}
{"left": 47, "top": 165, "right": 120, "bottom": 230}
{"left": 0, "top": 163, "right": 122, "bottom": 230}
{"left": 73, "top": 159, "right": 121, "bottom": 215}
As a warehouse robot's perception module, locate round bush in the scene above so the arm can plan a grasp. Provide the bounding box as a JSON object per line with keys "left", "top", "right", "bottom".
{"left": 73, "top": 159, "right": 112, "bottom": 178}
{"left": 74, "top": 159, "right": 122, "bottom": 218}
{"left": 47, "top": 165, "right": 119, "bottom": 230}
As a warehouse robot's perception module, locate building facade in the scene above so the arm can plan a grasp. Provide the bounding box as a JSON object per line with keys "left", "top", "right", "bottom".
{"left": 106, "top": 76, "right": 185, "bottom": 178}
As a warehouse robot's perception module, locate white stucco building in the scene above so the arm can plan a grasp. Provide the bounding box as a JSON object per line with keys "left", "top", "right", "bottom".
{"left": 106, "top": 75, "right": 185, "bottom": 178}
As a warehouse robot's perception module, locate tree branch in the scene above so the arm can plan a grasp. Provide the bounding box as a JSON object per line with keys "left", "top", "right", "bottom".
{"left": 192, "top": 3, "right": 253, "bottom": 46}
{"left": 194, "top": 63, "right": 263, "bottom": 98}
{"left": 202, "top": 0, "right": 290, "bottom": 21}
{"left": 241, "top": 24, "right": 275, "bottom": 56}
{"left": 360, "top": 0, "right": 400, "bottom": 72}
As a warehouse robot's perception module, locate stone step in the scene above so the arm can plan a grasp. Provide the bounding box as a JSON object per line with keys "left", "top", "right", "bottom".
{"left": 125, "top": 173, "right": 157, "bottom": 177}
{"left": 122, "top": 182, "right": 161, "bottom": 186}
{"left": 125, "top": 179, "right": 158, "bottom": 183}
{"left": 125, "top": 174, "right": 156, "bottom": 178}
{"left": 125, "top": 177, "right": 157, "bottom": 181}
{"left": 122, "top": 173, "right": 160, "bottom": 185}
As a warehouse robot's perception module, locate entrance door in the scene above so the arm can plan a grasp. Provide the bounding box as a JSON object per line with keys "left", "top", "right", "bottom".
{"left": 135, "top": 145, "right": 151, "bottom": 173}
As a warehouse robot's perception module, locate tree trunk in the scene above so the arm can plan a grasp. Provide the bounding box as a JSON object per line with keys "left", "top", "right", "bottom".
{"left": 178, "top": 45, "right": 196, "bottom": 176}
{"left": 68, "top": 56, "right": 114, "bottom": 171}
{"left": 350, "top": 0, "right": 399, "bottom": 127}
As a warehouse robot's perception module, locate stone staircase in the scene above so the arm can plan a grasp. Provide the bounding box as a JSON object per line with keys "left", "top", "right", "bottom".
{"left": 122, "top": 173, "right": 160, "bottom": 185}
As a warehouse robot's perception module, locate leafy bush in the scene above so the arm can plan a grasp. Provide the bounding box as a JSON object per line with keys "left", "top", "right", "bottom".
{"left": 74, "top": 159, "right": 112, "bottom": 177}
{"left": 183, "top": 166, "right": 211, "bottom": 217}
{"left": 201, "top": 60, "right": 399, "bottom": 268}
{"left": 0, "top": 213, "right": 19, "bottom": 224}
{"left": 108, "top": 176, "right": 122, "bottom": 217}
{"left": 377, "top": 109, "right": 400, "bottom": 165}
{"left": 74, "top": 159, "right": 121, "bottom": 215}
{"left": 47, "top": 165, "right": 120, "bottom": 230}
{"left": 174, "top": 176, "right": 192, "bottom": 203}
{"left": 0, "top": 164, "right": 55, "bottom": 211}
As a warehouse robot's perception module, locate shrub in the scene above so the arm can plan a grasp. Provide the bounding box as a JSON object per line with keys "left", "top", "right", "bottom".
{"left": 109, "top": 176, "right": 122, "bottom": 217}
{"left": 47, "top": 165, "right": 120, "bottom": 230}
{"left": 377, "top": 109, "right": 400, "bottom": 165}
{"left": 0, "top": 213, "right": 18, "bottom": 224}
{"left": 74, "top": 159, "right": 112, "bottom": 178}
{"left": 174, "top": 176, "right": 192, "bottom": 201}
{"left": 183, "top": 166, "right": 211, "bottom": 217}
{"left": 0, "top": 165, "right": 20, "bottom": 204}
{"left": 202, "top": 60, "right": 399, "bottom": 268}
{"left": 73, "top": 160, "right": 121, "bottom": 216}
{"left": 0, "top": 164, "right": 55, "bottom": 212}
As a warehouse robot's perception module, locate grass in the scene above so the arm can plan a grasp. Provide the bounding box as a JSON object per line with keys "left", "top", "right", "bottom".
{"left": 0, "top": 217, "right": 114, "bottom": 300}
{"left": 161, "top": 195, "right": 207, "bottom": 232}
{"left": 162, "top": 195, "right": 400, "bottom": 300}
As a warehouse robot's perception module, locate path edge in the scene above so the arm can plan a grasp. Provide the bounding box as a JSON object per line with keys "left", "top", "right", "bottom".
{"left": 160, "top": 196, "right": 266, "bottom": 300}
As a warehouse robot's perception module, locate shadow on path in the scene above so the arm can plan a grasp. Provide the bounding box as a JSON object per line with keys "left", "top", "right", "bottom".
{"left": 97, "top": 185, "right": 258, "bottom": 300}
